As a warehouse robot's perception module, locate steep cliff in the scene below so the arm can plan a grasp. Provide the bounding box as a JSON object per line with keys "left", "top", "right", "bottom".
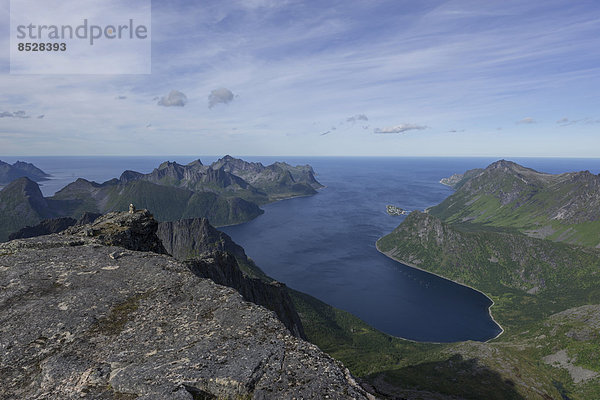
{"left": 157, "top": 217, "right": 306, "bottom": 339}
{"left": 158, "top": 217, "right": 247, "bottom": 261}
{"left": 0, "top": 211, "right": 371, "bottom": 399}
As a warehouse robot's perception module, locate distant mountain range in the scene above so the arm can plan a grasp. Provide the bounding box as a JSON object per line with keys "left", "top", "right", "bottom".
{"left": 0, "top": 160, "right": 50, "bottom": 185}
{"left": 0, "top": 156, "right": 323, "bottom": 241}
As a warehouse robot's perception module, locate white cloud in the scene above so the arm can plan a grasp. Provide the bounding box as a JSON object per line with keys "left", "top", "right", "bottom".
{"left": 158, "top": 90, "right": 188, "bottom": 107}
{"left": 208, "top": 88, "right": 235, "bottom": 108}
{"left": 374, "top": 124, "right": 428, "bottom": 134}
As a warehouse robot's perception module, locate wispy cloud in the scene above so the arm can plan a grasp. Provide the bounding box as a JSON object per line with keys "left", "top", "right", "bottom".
{"left": 346, "top": 114, "right": 368, "bottom": 124}
{"left": 2, "top": 1, "right": 600, "bottom": 156}
{"left": 517, "top": 117, "right": 536, "bottom": 124}
{"left": 374, "top": 124, "right": 428, "bottom": 134}
{"left": 0, "top": 111, "right": 30, "bottom": 119}
{"left": 557, "top": 117, "right": 600, "bottom": 126}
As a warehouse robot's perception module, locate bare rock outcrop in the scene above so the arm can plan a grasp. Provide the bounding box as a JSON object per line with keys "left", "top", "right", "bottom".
{"left": 0, "top": 212, "right": 371, "bottom": 399}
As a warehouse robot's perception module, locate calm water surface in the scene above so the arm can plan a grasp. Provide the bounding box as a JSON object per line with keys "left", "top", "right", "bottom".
{"left": 3, "top": 156, "right": 600, "bottom": 342}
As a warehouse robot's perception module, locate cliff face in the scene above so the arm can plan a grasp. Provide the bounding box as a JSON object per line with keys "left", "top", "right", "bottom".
{"left": 158, "top": 217, "right": 306, "bottom": 339}
{"left": 186, "top": 251, "right": 306, "bottom": 339}
{"left": 158, "top": 217, "right": 247, "bottom": 260}
{"left": 0, "top": 212, "right": 371, "bottom": 399}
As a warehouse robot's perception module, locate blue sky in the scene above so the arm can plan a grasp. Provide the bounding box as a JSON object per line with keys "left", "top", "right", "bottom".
{"left": 1, "top": 0, "right": 600, "bottom": 156}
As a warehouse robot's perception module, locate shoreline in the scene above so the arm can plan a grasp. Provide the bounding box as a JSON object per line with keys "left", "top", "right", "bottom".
{"left": 375, "top": 241, "right": 505, "bottom": 343}
{"left": 217, "top": 187, "right": 326, "bottom": 228}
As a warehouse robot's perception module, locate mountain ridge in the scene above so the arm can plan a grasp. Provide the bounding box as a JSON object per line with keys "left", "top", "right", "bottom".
{"left": 0, "top": 160, "right": 50, "bottom": 185}
{"left": 0, "top": 156, "right": 323, "bottom": 242}
{"left": 431, "top": 159, "right": 600, "bottom": 246}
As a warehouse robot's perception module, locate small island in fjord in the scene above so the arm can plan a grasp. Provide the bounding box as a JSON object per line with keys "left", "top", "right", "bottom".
{"left": 386, "top": 204, "right": 408, "bottom": 215}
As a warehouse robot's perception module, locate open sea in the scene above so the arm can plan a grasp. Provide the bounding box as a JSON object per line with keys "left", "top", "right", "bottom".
{"left": 3, "top": 155, "right": 600, "bottom": 342}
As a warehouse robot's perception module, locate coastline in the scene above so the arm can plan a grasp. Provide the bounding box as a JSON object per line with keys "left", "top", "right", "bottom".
{"left": 375, "top": 240, "right": 505, "bottom": 343}
{"left": 216, "top": 187, "right": 326, "bottom": 228}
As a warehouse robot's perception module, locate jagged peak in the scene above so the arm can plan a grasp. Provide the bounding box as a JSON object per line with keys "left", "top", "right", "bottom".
{"left": 157, "top": 161, "right": 184, "bottom": 170}
{"left": 186, "top": 159, "right": 204, "bottom": 167}
{"left": 211, "top": 155, "right": 265, "bottom": 171}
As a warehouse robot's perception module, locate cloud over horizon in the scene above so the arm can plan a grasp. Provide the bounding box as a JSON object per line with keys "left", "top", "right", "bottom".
{"left": 208, "top": 88, "right": 235, "bottom": 108}
{"left": 374, "top": 124, "right": 428, "bottom": 134}
{"left": 158, "top": 90, "right": 188, "bottom": 107}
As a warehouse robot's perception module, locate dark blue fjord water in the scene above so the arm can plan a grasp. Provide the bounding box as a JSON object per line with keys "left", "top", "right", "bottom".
{"left": 3, "top": 156, "right": 600, "bottom": 342}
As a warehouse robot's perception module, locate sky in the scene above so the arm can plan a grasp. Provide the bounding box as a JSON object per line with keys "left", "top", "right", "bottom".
{"left": 1, "top": 0, "right": 600, "bottom": 157}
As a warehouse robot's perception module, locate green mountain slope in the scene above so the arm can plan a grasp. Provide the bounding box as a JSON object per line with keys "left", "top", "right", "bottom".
{"left": 51, "top": 178, "right": 263, "bottom": 226}
{"left": 377, "top": 211, "right": 600, "bottom": 333}
{"left": 0, "top": 178, "right": 55, "bottom": 241}
{"left": 430, "top": 160, "right": 600, "bottom": 247}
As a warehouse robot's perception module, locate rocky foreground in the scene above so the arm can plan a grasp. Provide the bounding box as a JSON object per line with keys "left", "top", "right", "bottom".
{"left": 0, "top": 211, "right": 372, "bottom": 399}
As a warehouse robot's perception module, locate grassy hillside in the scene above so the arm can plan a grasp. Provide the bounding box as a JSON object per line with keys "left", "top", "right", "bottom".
{"left": 430, "top": 160, "right": 600, "bottom": 247}
{"left": 290, "top": 288, "right": 571, "bottom": 399}
{"left": 371, "top": 160, "right": 600, "bottom": 398}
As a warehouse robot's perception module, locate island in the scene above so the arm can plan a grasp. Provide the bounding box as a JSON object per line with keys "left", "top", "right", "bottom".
{"left": 386, "top": 204, "right": 408, "bottom": 215}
